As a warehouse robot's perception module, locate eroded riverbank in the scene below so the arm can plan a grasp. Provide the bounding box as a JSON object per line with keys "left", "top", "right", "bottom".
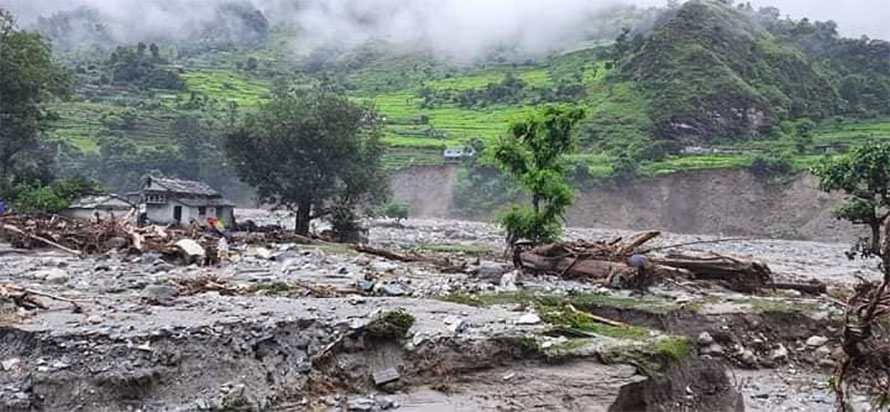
{"left": 1, "top": 218, "right": 878, "bottom": 411}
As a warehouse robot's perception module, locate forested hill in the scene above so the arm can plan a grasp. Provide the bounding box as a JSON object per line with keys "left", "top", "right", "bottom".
{"left": 17, "top": 0, "right": 890, "bottom": 198}
{"left": 626, "top": 0, "right": 887, "bottom": 143}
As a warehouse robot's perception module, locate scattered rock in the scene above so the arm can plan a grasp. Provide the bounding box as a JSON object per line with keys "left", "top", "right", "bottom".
{"left": 806, "top": 336, "right": 829, "bottom": 347}
{"left": 34, "top": 268, "right": 70, "bottom": 284}
{"left": 104, "top": 237, "right": 128, "bottom": 250}
{"left": 697, "top": 331, "right": 714, "bottom": 346}
{"left": 86, "top": 315, "right": 103, "bottom": 324}
{"left": 770, "top": 344, "right": 789, "bottom": 363}
{"left": 499, "top": 271, "right": 519, "bottom": 292}
{"left": 814, "top": 345, "right": 832, "bottom": 357}
{"left": 739, "top": 349, "right": 759, "bottom": 368}
{"left": 141, "top": 285, "right": 179, "bottom": 305}
{"left": 370, "top": 261, "right": 399, "bottom": 273}
{"left": 471, "top": 261, "right": 506, "bottom": 280}
{"left": 347, "top": 397, "right": 377, "bottom": 411}
{"left": 176, "top": 239, "right": 205, "bottom": 259}
{"left": 1, "top": 358, "right": 20, "bottom": 371}
{"left": 373, "top": 367, "right": 401, "bottom": 386}
{"left": 376, "top": 283, "right": 407, "bottom": 297}
{"left": 517, "top": 313, "right": 541, "bottom": 325}
{"left": 701, "top": 343, "right": 724, "bottom": 356}
{"left": 443, "top": 315, "right": 465, "bottom": 333}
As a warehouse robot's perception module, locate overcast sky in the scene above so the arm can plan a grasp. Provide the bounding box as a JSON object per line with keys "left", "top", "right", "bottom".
{"left": 2, "top": 0, "right": 888, "bottom": 46}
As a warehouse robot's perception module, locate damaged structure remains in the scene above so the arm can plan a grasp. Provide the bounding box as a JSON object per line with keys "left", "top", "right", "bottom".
{"left": 130, "top": 177, "right": 235, "bottom": 227}
{"left": 61, "top": 195, "right": 133, "bottom": 221}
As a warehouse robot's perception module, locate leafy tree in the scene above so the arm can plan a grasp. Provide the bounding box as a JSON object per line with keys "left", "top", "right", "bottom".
{"left": 793, "top": 118, "right": 816, "bottom": 153}
{"left": 223, "top": 88, "right": 387, "bottom": 235}
{"left": 493, "top": 105, "right": 585, "bottom": 247}
{"left": 812, "top": 141, "right": 890, "bottom": 261}
{"left": 13, "top": 177, "right": 103, "bottom": 214}
{"left": 0, "top": 9, "right": 71, "bottom": 197}
{"left": 815, "top": 142, "right": 890, "bottom": 412}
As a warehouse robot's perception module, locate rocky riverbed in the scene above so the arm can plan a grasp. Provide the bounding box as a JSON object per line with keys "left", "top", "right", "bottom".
{"left": 0, "top": 217, "right": 880, "bottom": 411}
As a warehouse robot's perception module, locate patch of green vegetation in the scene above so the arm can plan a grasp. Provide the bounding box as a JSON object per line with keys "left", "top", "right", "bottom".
{"left": 365, "top": 309, "right": 416, "bottom": 340}
{"left": 180, "top": 69, "right": 271, "bottom": 106}
{"left": 440, "top": 291, "right": 675, "bottom": 313}
{"left": 415, "top": 243, "right": 495, "bottom": 257}
{"left": 545, "top": 338, "right": 597, "bottom": 356}
{"left": 254, "top": 281, "right": 297, "bottom": 296}
{"left": 539, "top": 307, "right": 651, "bottom": 340}
{"left": 599, "top": 336, "right": 694, "bottom": 377}
{"left": 738, "top": 297, "right": 821, "bottom": 315}
{"left": 653, "top": 336, "right": 695, "bottom": 361}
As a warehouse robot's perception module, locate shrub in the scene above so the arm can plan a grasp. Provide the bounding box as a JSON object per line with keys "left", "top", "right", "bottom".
{"left": 378, "top": 202, "right": 410, "bottom": 222}
{"left": 749, "top": 152, "right": 793, "bottom": 179}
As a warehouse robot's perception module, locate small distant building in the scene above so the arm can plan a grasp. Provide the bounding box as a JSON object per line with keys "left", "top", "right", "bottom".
{"left": 680, "top": 146, "right": 715, "bottom": 155}
{"left": 132, "top": 177, "right": 235, "bottom": 227}
{"left": 62, "top": 195, "right": 134, "bottom": 221}
{"left": 814, "top": 143, "right": 849, "bottom": 154}
{"left": 443, "top": 146, "right": 476, "bottom": 160}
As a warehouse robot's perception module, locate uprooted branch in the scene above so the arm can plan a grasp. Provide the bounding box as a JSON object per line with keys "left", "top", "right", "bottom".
{"left": 354, "top": 244, "right": 468, "bottom": 273}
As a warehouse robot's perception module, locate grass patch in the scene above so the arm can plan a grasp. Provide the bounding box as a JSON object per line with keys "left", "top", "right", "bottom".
{"left": 414, "top": 242, "right": 496, "bottom": 257}
{"left": 600, "top": 336, "right": 695, "bottom": 377}
{"left": 539, "top": 306, "right": 651, "bottom": 340}
{"left": 365, "top": 309, "right": 416, "bottom": 340}
{"left": 440, "top": 291, "right": 674, "bottom": 312}
{"left": 739, "top": 297, "right": 821, "bottom": 315}
{"left": 254, "top": 281, "right": 298, "bottom": 296}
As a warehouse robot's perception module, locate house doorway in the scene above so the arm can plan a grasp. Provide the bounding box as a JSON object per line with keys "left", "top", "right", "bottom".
{"left": 173, "top": 206, "right": 182, "bottom": 223}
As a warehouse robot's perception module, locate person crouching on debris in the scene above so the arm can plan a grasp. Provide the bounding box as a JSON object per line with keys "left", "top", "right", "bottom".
{"left": 625, "top": 254, "right": 655, "bottom": 293}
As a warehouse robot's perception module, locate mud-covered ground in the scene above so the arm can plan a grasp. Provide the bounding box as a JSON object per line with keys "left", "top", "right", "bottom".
{"left": 0, "top": 216, "right": 879, "bottom": 411}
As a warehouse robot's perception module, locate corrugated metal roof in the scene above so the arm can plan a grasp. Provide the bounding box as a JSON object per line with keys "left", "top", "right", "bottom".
{"left": 68, "top": 195, "right": 133, "bottom": 210}
{"left": 146, "top": 177, "right": 220, "bottom": 196}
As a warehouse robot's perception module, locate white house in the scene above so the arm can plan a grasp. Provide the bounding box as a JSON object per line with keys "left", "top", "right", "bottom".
{"left": 62, "top": 195, "right": 134, "bottom": 221}
{"left": 443, "top": 146, "right": 476, "bottom": 160}
{"left": 133, "top": 177, "right": 235, "bottom": 227}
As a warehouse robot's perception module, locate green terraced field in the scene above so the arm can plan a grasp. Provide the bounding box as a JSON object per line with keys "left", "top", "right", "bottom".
{"left": 180, "top": 70, "right": 272, "bottom": 107}
{"left": 44, "top": 52, "right": 889, "bottom": 178}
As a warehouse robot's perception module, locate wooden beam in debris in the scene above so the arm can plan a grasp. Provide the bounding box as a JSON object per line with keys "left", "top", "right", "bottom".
{"left": 0, "top": 224, "right": 82, "bottom": 257}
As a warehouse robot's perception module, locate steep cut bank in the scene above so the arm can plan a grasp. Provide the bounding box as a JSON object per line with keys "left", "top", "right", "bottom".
{"left": 391, "top": 166, "right": 862, "bottom": 242}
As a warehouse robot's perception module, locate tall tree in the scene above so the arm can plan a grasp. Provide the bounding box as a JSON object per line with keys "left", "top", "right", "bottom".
{"left": 0, "top": 9, "right": 71, "bottom": 196}
{"left": 813, "top": 141, "right": 890, "bottom": 263}
{"left": 493, "top": 105, "right": 585, "bottom": 247}
{"left": 223, "top": 88, "right": 386, "bottom": 235}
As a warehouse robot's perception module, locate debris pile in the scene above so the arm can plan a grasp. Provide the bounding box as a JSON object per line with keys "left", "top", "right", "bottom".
{"left": 0, "top": 214, "right": 221, "bottom": 263}
{"left": 516, "top": 230, "right": 823, "bottom": 293}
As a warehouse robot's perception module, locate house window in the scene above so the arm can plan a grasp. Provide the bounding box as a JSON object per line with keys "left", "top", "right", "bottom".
{"left": 145, "top": 194, "right": 166, "bottom": 204}
{"left": 198, "top": 206, "right": 206, "bottom": 216}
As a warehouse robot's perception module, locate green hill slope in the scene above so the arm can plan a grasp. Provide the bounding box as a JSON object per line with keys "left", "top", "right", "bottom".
{"left": 33, "top": 0, "right": 889, "bottom": 196}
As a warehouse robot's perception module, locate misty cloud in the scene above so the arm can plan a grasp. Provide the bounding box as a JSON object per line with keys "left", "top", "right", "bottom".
{"left": 2, "top": 0, "right": 887, "bottom": 60}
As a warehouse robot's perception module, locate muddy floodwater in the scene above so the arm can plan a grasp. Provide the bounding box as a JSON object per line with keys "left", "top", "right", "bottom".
{"left": 0, "top": 217, "right": 878, "bottom": 411}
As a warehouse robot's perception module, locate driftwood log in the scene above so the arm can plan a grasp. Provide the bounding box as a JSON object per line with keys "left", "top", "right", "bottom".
{"left": 516, "top": 231, "right": 826, "bottom": 294}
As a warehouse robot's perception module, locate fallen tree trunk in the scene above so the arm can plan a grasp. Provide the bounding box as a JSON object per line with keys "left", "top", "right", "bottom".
{"left": 355, "top": 244, "right": 468, "bottom": 273}
{"left": 519, "top": 251, "right": 632, "bottom": 281}
{"left": 769, "top": 281, "right": 827, "bottom": 295}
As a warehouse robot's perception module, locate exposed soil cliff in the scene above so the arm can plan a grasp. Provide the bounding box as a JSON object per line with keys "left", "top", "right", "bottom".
{"left": 391, "top": 166, "right": 863, "bottom": 242}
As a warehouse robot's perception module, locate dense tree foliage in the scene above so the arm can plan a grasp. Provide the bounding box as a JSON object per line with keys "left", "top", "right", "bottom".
{"left": 493, "top": 106, "right": 585, "bottom": 247}
{"left": 105, "top": 44, "right": 185, "bottom": 90}
{"left": 813, "top": 141, "right": 890, "bottom": 259}
{"left": 223, "top": 88, "right": 387, "bottom": 235}
{"left": 0, "top": 9, "right": 71, "bottom": 197}
{"left": 418, "top": 73, "right": 587, "bottom": 109}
